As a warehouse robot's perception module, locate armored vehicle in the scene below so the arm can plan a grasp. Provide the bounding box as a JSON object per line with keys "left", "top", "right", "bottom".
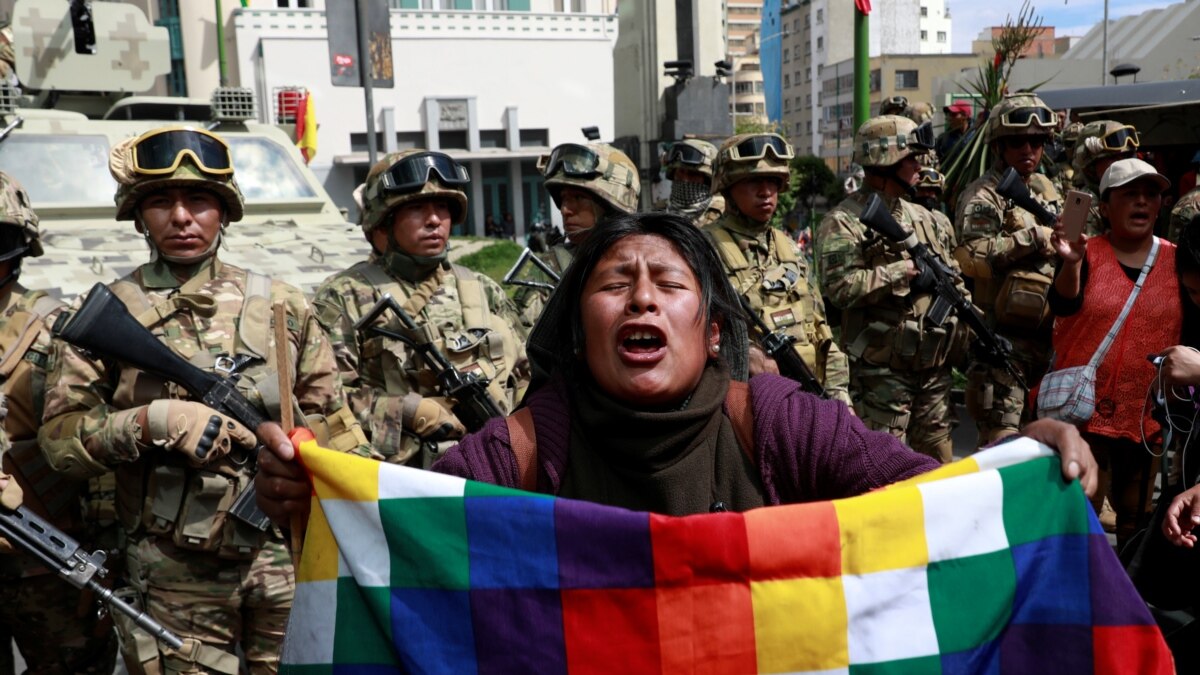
{"left": 1, "top": 0, "right": 369, "bottom": 299}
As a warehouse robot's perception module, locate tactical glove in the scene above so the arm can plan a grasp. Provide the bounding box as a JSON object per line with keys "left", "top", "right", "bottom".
{"left": 401, "top": 393, "right": 466, "bottom": 443}
{"left": 145, "top": 400, "right": 257, "bottom": 465}
{"left": 910, "top": 257, "right": 938, "bottom": 294}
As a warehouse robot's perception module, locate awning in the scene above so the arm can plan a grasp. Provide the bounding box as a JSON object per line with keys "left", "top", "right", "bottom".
{"left": 1038, "top": 79, "right": 1200, "bottom": 111}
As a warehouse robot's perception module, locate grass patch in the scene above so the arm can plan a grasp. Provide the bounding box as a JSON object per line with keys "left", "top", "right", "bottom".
{"left": 455, "top": 240, "right": 524, "bottom": 295}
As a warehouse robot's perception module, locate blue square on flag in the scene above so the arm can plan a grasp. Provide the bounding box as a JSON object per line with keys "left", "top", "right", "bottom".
{"left": 1010, "top": 534, "right": 1090, "bottom": 625}
{"left": 466, "top": 495, "right": 559, "bottom": 588}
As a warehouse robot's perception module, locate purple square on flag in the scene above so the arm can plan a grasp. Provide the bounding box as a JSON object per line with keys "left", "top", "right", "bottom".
{"left": 555, "top": 499, "right": 655, "bottom": 589}
{"left": 1010, "top": 534, "right": 1090, "bottom": 625}
{"left": 389, "top": 588, "right": 477, "bottom": 673}
{"left": 940, "top": 639, "right": 1000, "bottom": 675}
{"left": 998, "top": 623, "right": 1092, "bottom": 674}
{"left": 1088, "top": 534, "right": 1155, "bottom": 626}
{"left": 466, "top": 495, "right": 559, "bottom": 589}
{"left": 470, "top": 587, "right": 566, "bottom": 674}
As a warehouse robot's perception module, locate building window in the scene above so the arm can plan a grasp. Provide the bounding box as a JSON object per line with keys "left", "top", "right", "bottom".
{"left": 554, "top": 0, "right": 585, "bottom": 10}
{"left": 817, "top": 37, "right": 823, "bottom": 51}
{"left": 735, "top": 102, "right": 755, "bottom": 114}
{"left": 807, "top": 120, "right": 812, "bottom": 133}
{"left": 920, "top": 30, "right": 928, "bottom": 40}
{"left": 156, "top": 0, "right": 187, "bottom": 96}
{"left": 805, "top": 94, "right": 811, "bottom": 106}
{"left": 795, "top": 96, "right": 802, "bottom": 108}
{"left": 784, "top": 74, "right": 791, "bottom": 88}
{"left": 817, "top": 64, "right": 823, "bottom": 76}
{"left": 805, "top": 14, "right": 810, "bottom": 27}
{"left": 869, "top": 69, "right": 881, "bottom": 93}
{"left": 793, "top": 18, "right": 800, "bottom": 31}
{"left": 816, "top": 8, "right": 823, "bottom": 23}
{"left": 895, "top": 70, "right": 919, "bottom": 89}
{"left": 755, "top": 102, "right": 765, "bottom": 115}
{"left": 784, "top": 98, "right": 791, "bottom": 111}
{"left": 420, "top": 0, "right": 455, "bottom": 8}
{"left": 805, "top": 40, "right": 811, "bottom": 52}
{"left": 783, "top": 47, "right": 791, "bottom": 63}
{"left": 920, "top": 5, "right": 928, "bottom": 16}
{"left": 805, "top": 68, "right": 811, "bottom": 82}
{"left": 937, "top": 31, "right": 947, "bottom": 43}
{"left": 735, "top": 81, "right": 755, "bottom": 95}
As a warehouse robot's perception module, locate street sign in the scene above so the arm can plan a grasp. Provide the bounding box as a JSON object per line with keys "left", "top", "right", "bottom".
{"left": 326, "top": 0, "right": 393, "bottom": 88}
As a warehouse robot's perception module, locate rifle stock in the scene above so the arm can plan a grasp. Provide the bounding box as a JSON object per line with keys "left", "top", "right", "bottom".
{"left": 995, "top": 167, "right": 1058, "bottom": 227}
{"left": 737, "top": 296, "right": 827, "bottom": 398}
{"left": 53, "top": 283, "right": 272, "bottom": 530}
{"left": 0, "top": 503, "right": 183, "bottom": 649}
{"left": 858, "top": 195, "right": 1026, "bottom": 389}
{"left": 355, "top": 294, "right": 505, "bottom": 431}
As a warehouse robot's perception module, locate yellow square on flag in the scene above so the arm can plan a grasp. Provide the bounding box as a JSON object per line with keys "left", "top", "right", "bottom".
{"left": 752, "top": 576, "right": 849, "bottom": 672}
{"left": 891, "top": 457, "right": 981, "bottom": 489}
{"left": 302, "top": 442, "right": 380, "bottom": 502}
{"left": 835, "top": 485, "right": 928, "bottom": 575}
{"left": 297, "top": 498, "right": 340, "bottom": 582}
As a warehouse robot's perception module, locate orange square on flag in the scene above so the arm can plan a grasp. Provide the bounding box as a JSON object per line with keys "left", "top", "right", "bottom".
{"left": 745, "top": 501, "right": 841, "bottom": 580}
{"left": 657, "top": 582, "right": 757, "bottom": 673}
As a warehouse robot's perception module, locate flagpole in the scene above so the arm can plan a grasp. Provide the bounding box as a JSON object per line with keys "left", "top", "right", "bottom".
{"left": 1101, "top": 0, "right": 1109, "bottom": 85}
{"left": 215, "top": 0, "right": 228, "bottom": 86}
{"left": 853, "top": 1, "right": 869, "bottom": 128}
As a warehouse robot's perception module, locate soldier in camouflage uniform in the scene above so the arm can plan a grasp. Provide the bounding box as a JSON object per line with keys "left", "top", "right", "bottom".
{"left": 954, "top": 94, "right": 1063, "bottom": 444}
{"left": 1055, "top": 121, "right": 1085, "bottom": 197}
{"left": 312, "top": 150, "right": 527, "bottom": 466}
{"left": 1169, "top": 151, "right": 1200, "bottom": 242}
{"left": 1071, "top": 120, "right": 1140, "bottom": 236}
{"left": 702, "top": 133, "right": 852, "bottom": 405}
{"left": 663, "top": 139, "right": 724, "bottom": 226}
{"left": 817, "top": 117, "right": 967, "bottom": 461}
{"left": 512, "top": 143, "right": 640, "bottom": 328}
{"left": 0, "top": 172, "right": 118, "bottom": 673}
{"left": 39, "top": 126, "right": 367, "bottom": 675}
{"left": 913, "top": 167, "right": 950, "bottom": 219}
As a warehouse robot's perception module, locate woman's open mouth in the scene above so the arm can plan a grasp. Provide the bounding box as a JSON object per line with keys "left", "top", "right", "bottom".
{"left": 617, "top": 325, "right": 667, "bottom": 363}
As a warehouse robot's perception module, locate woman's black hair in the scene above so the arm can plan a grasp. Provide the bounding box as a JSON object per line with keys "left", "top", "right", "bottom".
{"left": 525, "top": 212, "right": 748, "bottom": 387}
{"left": 1179, "top": 214, "right": 1200, "bottom": 279}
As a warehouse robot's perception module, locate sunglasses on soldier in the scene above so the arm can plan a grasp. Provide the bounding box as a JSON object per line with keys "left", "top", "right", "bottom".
{"left": 667, "top": 144, "right": 707, "bottom": 166}
{"left": 541, "top": 144, "right": 601, "bottom": 178}
{"left": 729, "top": 135, "right": 795, "bottom": 161}
{"left": 130, "top": 128, "right": 234, "bottom": 176}
{"left": 378, "top": 152, "right": 470, "bottom": 194}
{"left": 998, "top": 107, "right": 1057, "bottom": 129}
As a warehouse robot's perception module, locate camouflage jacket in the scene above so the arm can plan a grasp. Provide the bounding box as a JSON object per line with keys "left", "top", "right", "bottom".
{"left": 312, "top": 255, "right": 529, "bottom": 466}
{"left": 817, "top": 187, "right": 969, "bottom": 372}
{"left": 954, "top": 168, "right": 1062, "bottom": 302}
{"left": 513, "top": 242, "right": 575, "bottom": 331}
{"left": 703, "top": 213, "right": 851, "bottom": 404}
{"left": 1170, "top": 187, "right": 1200, "bottom": 243}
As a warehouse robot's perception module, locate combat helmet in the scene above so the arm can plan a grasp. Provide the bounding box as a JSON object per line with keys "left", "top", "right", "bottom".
{"left": 852, "top": 115, "right": 933, "bottom": 168}
{"left": 713, "top": 133, "right": 794, "bottom": 194}
{"left": 110, "top": 126, "right": 245, "bottom": 222}
{"left": 0, "top": 171, "right": 41, "bottom": 261}
{"left": 357, "top": 150, "right": 470, "bottom": 240}
{"left": 664, "top": 139, "right": 718, "bottom": 181}
{"left": 985, "top": 93, "right": 1057, "bottom": 144}
{"left": 879, "top": 96, "right": 909, "bottom": 117}
{"left": 1072, "top": 120, "right": 1139, "bottom": 176}
{"left": 541, "top": 143, "right": 640, "bottom": 214}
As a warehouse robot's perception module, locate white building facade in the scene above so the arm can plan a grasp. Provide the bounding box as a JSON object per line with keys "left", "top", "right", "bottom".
{"left": 232, "top": 0, "right": 618, "bottom": 238}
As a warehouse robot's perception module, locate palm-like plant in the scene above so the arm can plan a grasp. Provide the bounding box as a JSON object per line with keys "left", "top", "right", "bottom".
{"left": 943, "top": 1, "right": 1049, "bottom": 203}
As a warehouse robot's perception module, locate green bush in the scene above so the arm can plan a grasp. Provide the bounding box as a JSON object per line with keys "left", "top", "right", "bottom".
{"left": 455, "top": 240, "right": 524, "bottom": 296}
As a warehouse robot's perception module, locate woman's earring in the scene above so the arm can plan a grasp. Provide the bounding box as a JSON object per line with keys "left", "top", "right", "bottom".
{"left": 710, "top": 342, "right": 720, "bottom": 354}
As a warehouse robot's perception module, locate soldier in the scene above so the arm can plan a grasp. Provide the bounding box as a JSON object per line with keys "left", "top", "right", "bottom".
{"left": 955, "top": 93, "right": 1063, "bottom": 445}
{"left": 512, "top": 142, "right": 640, "bottom": 327}
{"left": 39, "top": 126, "right": 367, "bottom": 674}
{"left": 1168, "top": 151, "right": 1200, "bottom": 243}
{"left": 817, "top": 117, "right": 966, "bottom": 462}
{"left": 312, "top": 150, "right": 528, "bottom": 466}
{"left": 913, "top": 167, "right": 950, "bottom": 218}
{"left": 0, "top": 172, "right": 117, "bottom": 672}
{"left": 663, "top": 138, "right": 724, "bottom": 226}
{"left": 1071, "top": 120, "right": 1140, "bottom": 235}
{"left": 1056, "top": 121, "right": 1085, "bottom": 195}
{"left": 703, "top": 133, "right": 852, "bottom": 405}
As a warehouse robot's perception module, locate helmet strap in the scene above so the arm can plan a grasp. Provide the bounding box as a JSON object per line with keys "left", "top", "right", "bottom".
{"left": 381, "top": 229, "right": 448, "bottom": 283}
{"left": 0, "top": 258, "right": 21, "bottom": 289}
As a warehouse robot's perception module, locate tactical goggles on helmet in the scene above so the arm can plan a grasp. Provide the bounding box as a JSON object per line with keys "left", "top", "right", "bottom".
{"left": 909, "top": 122, "right": 935, "bottom": 151}
{"left": 667, "top": 143, "right": 708, "bottom": 166}
{"left": 0, "top": 225, "right": 27, "bottom": 263}
{"left": 540, "top": 144, "right": 601, "bottom": 178}
{"left": 378, "top": 152, "right": 470, "bottom": 194}
{"left": 729, "top": 135, "right": 795, "bottom": 161}
{"left": 998, "top": 107, "right": 1058, "bottom": 130}
{"left": 130, "top": 128, "right": 234, "bottom": 176}
{"left": 916, "top": 168, "right": 944, "bottom": 189}
{"left": 1096, "top": 126, "right": 1140, "bottom": 153}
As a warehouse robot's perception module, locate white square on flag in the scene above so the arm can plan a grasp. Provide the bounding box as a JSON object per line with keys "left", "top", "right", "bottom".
{"left": 323, "top": 499, "right": 391, "bottom": 587}
{"left": 843, "top": 566, "right": 938, "bottom": 663}
{"left": 919, "top": 469, "right": 1008, "bottom": 562}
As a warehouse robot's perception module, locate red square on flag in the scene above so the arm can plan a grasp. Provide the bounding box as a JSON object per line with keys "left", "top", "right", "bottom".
{"left": 562, "top": 588, "right": 660, "bottom": 675}
{"left": 745, "top": 500, "right": 841, "bottom": 580}
{"left": 651, "top": 512, "right": 749, "bottom": 586}
{"left": 1093, "top": 626, "right": 1174, "bottom": 675}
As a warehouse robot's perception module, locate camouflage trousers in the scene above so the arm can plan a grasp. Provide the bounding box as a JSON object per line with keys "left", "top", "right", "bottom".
{"left": 850, "top": 363, "right": 955, "bottom": 463}
{"left": 0, "top": 571, "right": 118, "bottom": 674}
{"left": 121, "top": 534, "right": 294, "bottom": 674}
{"left": 964, "top": 348, "right": 1050, "bottom": 447}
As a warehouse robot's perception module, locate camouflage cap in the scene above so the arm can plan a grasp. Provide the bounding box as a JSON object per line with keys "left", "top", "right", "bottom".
{"left": 852, "top": 115, "right": 929, "bottom": 168}
{"left": 1072, "top": 120, "right": 1139, "bottom": 175}
{"left": 110, "top": 127, "right": 245, "bottom": 222}
{"left": 879, "top": 96, "right": 909, "bottom": 116}
{"left": 542, "top": 143, "right": 640, "bottom": 214}
{"left": 0, "top": 171, "right": 40, "bottom": 258}
{"left": 713, "top": 133, "right": 793, "bottom": 193}
{"left": 358, "top": 149, "right": 470, "bottom": 238}
{"left": 664, "top": 139, "right": 718, "bottom": 181}
{"left": 985, "top": 93, "right": 1057, "bottom": 143}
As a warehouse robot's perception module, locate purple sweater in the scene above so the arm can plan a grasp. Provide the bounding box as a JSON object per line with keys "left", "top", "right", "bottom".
{"left": 432, "top": 374, "right": 939, "bottom": 505}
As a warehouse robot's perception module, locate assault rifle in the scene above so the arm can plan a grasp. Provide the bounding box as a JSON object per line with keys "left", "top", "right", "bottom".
{"left": 52, "top": 283, "right": 272, "bottom": 531}
{"left": 858, "top": 194, "right": 1026, "bottom": 389}
{"left": 503, "top": 247, "right": 561, "bottom": 292}
{"left": 0, "top": 503, "right": 182, "bottom": 649}
{"left": 995, "top": 167, "right": 1059, "bottom": 226}
{"left": 355, "top": 294, "right": 505, "bottom": 431}
{"left": 738, "top": 295, "right": 827, "bottom": 398}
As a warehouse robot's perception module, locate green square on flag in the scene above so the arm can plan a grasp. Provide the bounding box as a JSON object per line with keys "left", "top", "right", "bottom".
{"left": 381, "top": 497, "right": 470, "bottom": 589}
{"left": 1001, "top": 456, "right": 1090, "bottom": 546}
{"left": 849, "top": 653, "right": 942, "bottom": 675}
{"left": 927, "top": 548, "right": 1016, "bottom": 652}
{"left": 332, "top": 580, "right": 397, "bottom": 665}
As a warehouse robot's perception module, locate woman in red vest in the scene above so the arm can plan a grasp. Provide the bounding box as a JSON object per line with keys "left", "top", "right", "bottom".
{"left": 1050, "top": 158, "right": 1180, "bottom": 548}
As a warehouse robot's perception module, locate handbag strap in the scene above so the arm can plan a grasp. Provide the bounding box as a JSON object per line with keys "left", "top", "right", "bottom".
{"left": 1087, "top": 236, "right": 1160, "bottom": 369}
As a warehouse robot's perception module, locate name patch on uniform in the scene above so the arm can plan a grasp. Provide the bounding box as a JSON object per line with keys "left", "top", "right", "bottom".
{"left": 770, "top": 308, "right": 797, "bottom": 329}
